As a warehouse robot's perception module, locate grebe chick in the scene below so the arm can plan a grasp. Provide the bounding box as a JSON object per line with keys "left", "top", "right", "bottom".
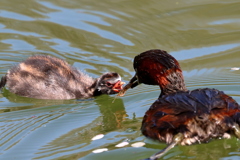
{"left": 119, "top": 49, "right": 240, "bottom": 160}
{"left": 0, "top": 55, "right": 124, "bottom": 100}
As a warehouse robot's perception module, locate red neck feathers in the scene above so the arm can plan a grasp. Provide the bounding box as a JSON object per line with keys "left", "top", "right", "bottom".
{"left": 133, "top": 49, "right": 187, "bottom": 97}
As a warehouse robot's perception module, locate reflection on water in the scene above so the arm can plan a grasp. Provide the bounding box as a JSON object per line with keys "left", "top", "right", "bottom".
{"left": 172, "top": 43, "right": 239, "bottom": 61}
{"left": 0, "top": 0, "right": 240, "bottom": 159}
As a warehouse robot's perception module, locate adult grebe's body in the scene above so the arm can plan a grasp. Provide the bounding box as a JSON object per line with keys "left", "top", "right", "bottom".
{"left": 119, "top": 49, "right": 240, "bottom": 160}
{"left": 0, "top": 55, "right": 124, "bottom": 99}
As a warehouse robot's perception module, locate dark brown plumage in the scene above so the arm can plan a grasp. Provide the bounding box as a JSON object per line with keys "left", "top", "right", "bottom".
{"left": 0, "top": 55, "right": 124, "bottom": 100}
{"left": 119, "top": 49, "right": 240, "bottom": 160}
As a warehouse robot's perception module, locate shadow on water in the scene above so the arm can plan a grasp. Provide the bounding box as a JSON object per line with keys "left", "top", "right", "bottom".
{"left": 1, "top": 88, "right": 128, "bottom": 132}
{"left": 0, "top": 88, "right": 80, "bottom": 112}
{"left": 31, "top": 96, "right": 130, "bottom": 159}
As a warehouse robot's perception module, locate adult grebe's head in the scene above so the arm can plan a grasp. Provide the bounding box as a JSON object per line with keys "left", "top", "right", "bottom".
{"left": 119, "top": 49, "right": 187, "bottom": 97}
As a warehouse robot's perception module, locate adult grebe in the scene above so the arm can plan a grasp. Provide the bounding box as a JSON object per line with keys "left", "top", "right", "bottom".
{"left": 0, "top": 55, "right": 124, "bottom": 99}
{"left": 118, "top": 49, "right": 240, "bottom": 160}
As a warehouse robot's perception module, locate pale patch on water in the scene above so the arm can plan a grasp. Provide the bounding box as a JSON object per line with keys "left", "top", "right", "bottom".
{"left": 91, "top": 134, "right": 104, "bottom": 140}
{"left": 115, "top": 141, "right": 129, "bottom": 147}
{"left": 92, "top": 148, "right": 108, "bottom": 153}
{"left": 131, "top": 142, "right": 146, "bottom": 148}
{"left": 231, "top": 67, "right": 240, "bottom": 71}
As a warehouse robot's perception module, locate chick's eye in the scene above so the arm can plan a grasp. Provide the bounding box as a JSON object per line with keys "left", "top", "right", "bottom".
{"left": 106, "top": 82, "right": 112, "bottom": 87}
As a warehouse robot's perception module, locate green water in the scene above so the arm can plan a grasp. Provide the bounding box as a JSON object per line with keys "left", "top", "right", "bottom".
{"left": 0, "top": 0, "right": 240, "bottom": 159}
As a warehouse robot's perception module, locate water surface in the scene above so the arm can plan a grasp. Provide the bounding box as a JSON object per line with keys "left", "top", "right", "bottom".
{"left": 0, "top": 0, "right": 240, "bottom": 160}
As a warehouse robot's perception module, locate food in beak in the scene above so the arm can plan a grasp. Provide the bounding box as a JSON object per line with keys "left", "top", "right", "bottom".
{"left": 112, "top": 81, "right": 125, "bottom": 92}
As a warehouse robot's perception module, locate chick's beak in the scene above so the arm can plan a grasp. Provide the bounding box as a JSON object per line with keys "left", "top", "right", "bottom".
{"left": 117, "top": 74, "right": 138, "bottom": 97}
{"left": 112, "top": 81, "right": 125, "bottom": 92}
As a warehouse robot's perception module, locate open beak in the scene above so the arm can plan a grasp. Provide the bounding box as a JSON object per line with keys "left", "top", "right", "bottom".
{"left": 112, "top": 81, "right": 125, "bottom": 93}
{"left": 117, "top": 74, "right": 140, "bottom": 97}
{"left": 117, "top": 82, "right": 132, "bottom": 96}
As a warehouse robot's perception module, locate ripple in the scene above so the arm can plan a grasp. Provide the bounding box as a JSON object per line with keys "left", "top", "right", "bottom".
{"left": 0, "top": 10, "right": 34, "bottom": 21}
{"left": 36, "top": 1, "right": 134, "bottom": 46}
{"left": 0, "top": 111, "right": 65, "bottom": 152}
{"left": 209, "top": 18, "right": 240, "bottom": 25}
{"left": 171, "top": 43, "right": 239, "bottom": 60}
{"left": 2, "top": 39, "right": 37, "bottom": 51}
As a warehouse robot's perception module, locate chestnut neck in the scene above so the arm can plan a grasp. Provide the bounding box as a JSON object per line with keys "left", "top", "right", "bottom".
{"left": 158, "top": 69, "right": 187, "bottom": 97}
